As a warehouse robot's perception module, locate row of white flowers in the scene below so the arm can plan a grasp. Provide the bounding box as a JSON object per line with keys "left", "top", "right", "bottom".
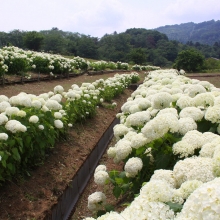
{"left": 0, "top": 72, "right": 139, "bottom": 182}
{"left": 85, "top": 69, "right": 220, "bottom": 219}
{"left": 0, "top": 46, "right": 89, "bottom": 76}
{"left": 0, "top": 46, "right": 160, "bottom": 77}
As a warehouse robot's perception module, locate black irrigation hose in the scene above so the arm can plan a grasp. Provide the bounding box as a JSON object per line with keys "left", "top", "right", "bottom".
{"left": 44, "top": 117, "right": 120, "bottom": 220}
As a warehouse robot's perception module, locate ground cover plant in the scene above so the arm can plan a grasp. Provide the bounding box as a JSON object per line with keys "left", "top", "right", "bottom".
{"left": 82, "top": 69, "right": 220, "bottom": 220}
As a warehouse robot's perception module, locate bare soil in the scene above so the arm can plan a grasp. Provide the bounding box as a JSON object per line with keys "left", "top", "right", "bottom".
{"left": 0, "top": 71, "right": 219, "bottom": 220}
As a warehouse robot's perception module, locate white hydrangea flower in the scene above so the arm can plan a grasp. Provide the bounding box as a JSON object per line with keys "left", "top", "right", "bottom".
{"left": 173, "top": 140, "right": 196, "bottom": 158}
{"left": 185, "top": 84, "right": 206, "bottom": 98}
{"left": 5, "top": 120, "right": 27, "bottom": 133}
{"left": 29, "top": 115, "right": 39, "bottom": 123}
{"left": 199, "top": 142, "right": 219, "bottom": 158}
{"left": 130, "top": 133, "right": 149, "bottom": 149}
{"left": 94, "top": 164, "right": 107, "bottom": 173}
{"left": 124, "top": 110, "right": 151, "bottom": 128}
{"left": 0, "top": 133, "right": 8, "bottom": 141}
{"left": 205, "top": 105, "right": 220, "bottom": 123}
{"left": 182, "top": 130, "right": 204, "bottom": 149}
{"left": 38, "top": 125, "right": 44, "bottom": 130}
{"left": 179, "top": 106, "right": 204, "bottom": 121}
{"left": 0, "top": 101, "right": 11, "bottom": 113}
{"left": 54, "top": 119, "right": 63, "bottom": 129}
{"left": 113, "top": 124, "right": 130, "bottom": 140}
{"left": 50, "top": 94, "right": 62, "bottom": 103}
{"left": 54, "top": 85, "right": 64, "bottom": 94}
{"left": 0, "top": 113, "right": 8, "bottom": 125}
{"left": 5, "top": 106, "right": 20, "bottom": 116}
{"left": 178, "top": 117, "right": 197, "bottom": 135}
{"left": 114, "top": 139, "right": 132, "bottom": 162}
{"left": 107, "top": 146, "right": 116, "bottom": 158}
{"left": 151, "top": 92, "right": 172, "bottom": 110}
{"left": 124, "top": 157, "right": 143, "bottom": 177}
{"left": 45, "top": 99, "right": 62, "bottom": 111}
{"left": 212, "top": 145, "right": 220, "bottom": 177}
{"left": 0, "top": 95, "right": 9, "bottom": 102}
{"left": 54, "top": 112, "right": 62, "bottom": 119}
{"left": 193, "top": 92, "right": 215, "bottom": 108}
{"left": 176, "top": 178, "right": 220, "bottom": 220}
{"left": 176, "top": 95, "right": 194, "bottom": 109}
{"left": 16, "top": 110, "right": 26, "bottom": 118}
{"left": 94, "top": 170, "right": 109, "bottom": 185}
{"left": 173, "top": 156, "right": 215, "bottom": 187}
{"left": 87, "top": 192, "right": 106, "bottom": 211}
{"left": 31, "top": 100, "right": 42, "bottom": 109}
{"left": 140, "top": 180, "right": 174, "bottom": 203}
{"left": 177, "top": 180, "right": 203, "bottom": 200}
{"left": 150, "top": 169, "right": 176, "bottom": 188}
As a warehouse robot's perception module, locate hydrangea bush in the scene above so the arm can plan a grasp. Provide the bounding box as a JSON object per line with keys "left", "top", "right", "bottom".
{"left": 85, "top": 69, "right": 220, "bottom": 219}
{"left": 0, "top": 72, "right": 139, "bottom": 182}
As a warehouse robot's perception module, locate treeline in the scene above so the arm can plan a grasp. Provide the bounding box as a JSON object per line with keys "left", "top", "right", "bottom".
{"left": 0, "top": 27, "right": 220, "bottom": 67}
{"left": 155, "top": 19, "right": 220, "bottom": 46}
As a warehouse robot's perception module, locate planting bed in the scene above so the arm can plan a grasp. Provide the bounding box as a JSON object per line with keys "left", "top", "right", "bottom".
{"left": 0, "top": 71, "right": 139, "bottom": 220}
{"left": 0, "top": 71, "right": 219, "bottom": 220}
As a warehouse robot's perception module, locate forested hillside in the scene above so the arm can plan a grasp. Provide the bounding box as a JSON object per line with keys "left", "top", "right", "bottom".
{"left": 0, "top": 23, "right": 220, "bottom": 67}
{"left": 155, "top": 19, "right": 220, "bottom": 46}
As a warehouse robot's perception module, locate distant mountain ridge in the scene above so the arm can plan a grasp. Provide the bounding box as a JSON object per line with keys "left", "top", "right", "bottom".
{"left": 154, "top": 19, "right": 220, "bottom": 46}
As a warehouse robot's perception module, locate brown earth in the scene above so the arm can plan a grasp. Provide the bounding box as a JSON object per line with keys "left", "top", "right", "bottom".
{"left": 0, "top": 71, "right": 219, "bottom": 220}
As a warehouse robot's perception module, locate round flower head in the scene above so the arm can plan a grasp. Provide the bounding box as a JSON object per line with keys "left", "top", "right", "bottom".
{"left": 176, "top": 178, "right": 220, "bottom": 219}
{"left": 173, "top": 156, "right": 215, "bottom": 187}
{"left": 38, "top": 125, "right": 44, "bottom": 130}
{"left": 94, "top": 164, "right": 107, "bottom": 173}
{"left": 45, "top": 99, "right": 62, "bottom": 111}
{"left": 0, "top": 133, "right": 8, "bottom": 141}
{"left": 5, "top": 106, "right": 20, "bottom": 116}
{"left": 29, "top": 115, "right": 39, "bottom": 123}
{"left": 54, "top": 112, "right": 62, "bottom": 119}
{"left": 5, "top": 120, "right": 27, "bottom": 133}
{"left": 54, "top": 85, "right": 64, "bottom": 94}
{"left": 124, "top": 157, "right": 143, "bottom": 177}
{"left": 94, "top": 170, "right": 109, "bottom": 185}
{"left": 177, "top": 180, "right": 203, "bottom": 199}
{"left": 178, "top": 117, "right": 197, "bottom": 135}
{"left": 0, "top": 101, "right": 11, "bottom": 113}
{"left": 151, "top": 92, "right": 172, "bottom": 110}
{"left": 205, "top": 105, "right": 220, "bottom": 123}
{"left": 0, "top": 113, "right": 8, "bottom": 125}
{"left": 54, "top": 119, "right": 63, "bottom": 129}
{"left": 31, "top": 100, "right": 42, "bottom": 109}
{"left": 87, "top": 191, "right": 106, "bottom": 211}
{"left": 179, "top": 106, "right": 204, "bottom": 121}
{"left": 17, "top": 110, "right": 26, "bottom": 117}
{"left": 150, "top": 169, "right": 176, "bottom": 188}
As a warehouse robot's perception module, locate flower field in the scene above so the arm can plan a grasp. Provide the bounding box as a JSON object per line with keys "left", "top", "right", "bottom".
{"left": 0, "top": 71, "right": 140, "bottom": 183}
{"left": 83, "top": 69, "right": 220, "bottom": 220}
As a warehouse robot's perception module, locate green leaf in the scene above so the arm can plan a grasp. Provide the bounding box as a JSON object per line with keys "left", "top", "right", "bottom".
{"left": 11, "top": 148, "right": 21, "bottom": 161}
{"left": 113, "top": 186, "right": 122, "bottom": 199}
{"left": 105, "top": 204, "right": 114, "bottom": 212}
{"left": 97, "top": 210, "right": 106, "bottom": 217}
{"left": 155, "top": 153, "right": 171, "bottom": 169}
{"left": 166, "top": 202, "right": 183, "bottom": 213}
{"left": 115, "top": 177, "right": 124, "bottom": 185}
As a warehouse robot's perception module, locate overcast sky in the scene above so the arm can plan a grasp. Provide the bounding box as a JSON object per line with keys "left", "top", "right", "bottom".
{"left": 1, "top": 0, "right": 220, "bottom": 38}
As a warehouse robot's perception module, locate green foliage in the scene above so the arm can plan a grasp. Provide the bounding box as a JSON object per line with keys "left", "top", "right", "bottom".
{"left": 173, "top": 49, "right": 205, "bottom": 72}
{"left": 23, "top": 31, "right": 44, "bottom": 51}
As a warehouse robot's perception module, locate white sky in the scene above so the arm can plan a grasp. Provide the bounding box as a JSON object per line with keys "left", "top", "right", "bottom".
{"left": 1, "top": 0, "right": 220, "bottom": 38}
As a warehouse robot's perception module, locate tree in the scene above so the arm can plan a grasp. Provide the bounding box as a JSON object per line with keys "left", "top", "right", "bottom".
{"left": 23, "top": 31, "right": 44, "bottom": 51}
{"left": 128, "top": 48, "right": 147, "bottom": 64}
{"left": 173, "top": 49, "right": 205, "bottom": 72}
